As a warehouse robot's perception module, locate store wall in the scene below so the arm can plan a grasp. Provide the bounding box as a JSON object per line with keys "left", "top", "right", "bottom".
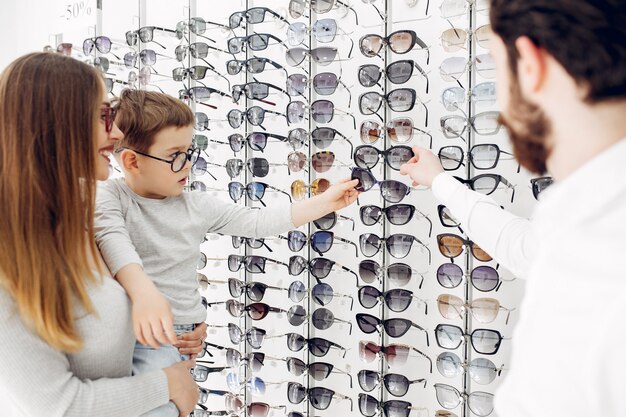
{"left": 0, "top": 1, "right": 537, "bottom": 416}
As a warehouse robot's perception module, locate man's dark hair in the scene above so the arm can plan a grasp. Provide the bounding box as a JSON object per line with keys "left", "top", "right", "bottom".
{"left": 490, "top": 0, "right": 626, "bottom": 103}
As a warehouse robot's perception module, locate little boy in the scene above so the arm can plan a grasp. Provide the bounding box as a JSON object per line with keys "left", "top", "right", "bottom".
{"left": 94, "top": 89, "right": 358, "bottom": 417}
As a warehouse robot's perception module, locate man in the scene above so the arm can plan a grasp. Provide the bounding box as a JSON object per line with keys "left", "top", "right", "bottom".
{"left": 400, "top": 1, "right": 626, "bottom": 416}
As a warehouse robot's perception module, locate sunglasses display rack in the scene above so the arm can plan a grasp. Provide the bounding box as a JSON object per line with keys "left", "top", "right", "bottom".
{"left": 48, "top": 0, "right": 541, "bottom": 415}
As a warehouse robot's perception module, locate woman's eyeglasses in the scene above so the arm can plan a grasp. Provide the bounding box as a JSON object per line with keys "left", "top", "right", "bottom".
{"left": 359, "top": 88, "right": 429, "bottom": 127}
{"left": 357, "top": 371, "right": 427, "bottom": 398}
{"left": 358, "top": 340, "right": 432, "bottom": 372}
{"left": 353, "top": 144, "right": 415, "bottom": 171}
{"left": 358, "top": 259, "right": 425, "bottom": 288}
{"left": 358, "top": 60, "right": 429, "bottom": 93}
{"left": 351, "top": 168, "right": 415, "bottom": 204}
{"left": 100, "top": 105, "right": 117, "bottom": 133}
{"left": 435, "top": 324, "right": 505, "bottom": 355}
{"left": 360, "top": 30, "right": 430, "bottom": 64}
{"left": 359, "top": 232, "right": 432, "bottom": 263}
{"left": 227, "top": 254, "right": 289, "bottom": 273}
{"left": 287, "top": 382, "right": 353, "bottom": 411}
{"left": 357, "top": 285, "right": 427, "bottom": 315}
{"left": 360, "top": 204, "right": 432, "bottom": 236}
{"left": 355, "top": 313, "right": 429, "bottom": 346}
{"left": 360, "top": 118, "right": 432, "bottom": 148}
{"left": 437, "top": 263, "right": 516, "bottom": 292}
{"left": 434, "top": 383, "right": 494, "bottom": 417}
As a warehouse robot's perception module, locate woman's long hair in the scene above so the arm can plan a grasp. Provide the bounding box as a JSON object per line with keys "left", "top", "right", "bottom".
{"left": 0, "top": 53, "right": 103, "bottom": 352}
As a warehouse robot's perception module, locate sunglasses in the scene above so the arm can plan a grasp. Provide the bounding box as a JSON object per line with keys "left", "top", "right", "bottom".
{"left": 227, "top": 278, "right": 287, "bottom": 301}
{"left": 437, "top": 294, "right": 514, "bottom": 324}
{"left": 286, "top": 100, "right": 355, "bottom": 128}
{"left": 226, "top": 323, "right": 267, "bottom": 348}
{"left": 439, "top": 144, "right": 518, "bottom": 172}
{"left": 100, "top": 104, "right": 117, "bottom": 133}
{"left": 172, "top": 65, "right": 229, "bottom": 86}
{"left": 359, "top": 394, "right": 427, "bottom": 417}
{"left": 313, "top": 211, "right": 355, "bottom": 231}
{"left": 441, "top": 24, "right": 492, "bottom": 52}
{"left": 288, "top": 382, "right": 353, "bottom": 411}
{"left": 123, "top": 49, "right": 170, "bottom": 67}
{"left": 435, "top": 324, "right": 505, "bottom": 355}
{"left": 286, "top": 230, "right": 358, "bottom": 257}
{"left": 175, "top": 42, "right": 231, "bottom": 61}
{"left": 360, "top": 30, "right": 430, "bottom": 63}
{"left": 360, "top": 118, "right": 432, "bottom": 148}
{"left": 291, "top": 178, "right": 330, "bottom": 200}
{"left": 285, "top": 357, "right": 352, "bottom": 387}
{"left": 441, "top": 82, "right": 496, "bottom": 111}
{"left": 440, "top": 111, "right": 501, "bottom": 138}
{"left": 453, "top": 174, "right": 516, "bottom": 203}
{"left": 228, "top": 33, "right": 284, "bottom": 54}
{"left": 179, "top": 86, "right": 232, "bottom": 102}
{"left": 225, "top": 157, "right": 286, "bottom": 178}
{"left": 287, "top": 281, "right": 354, "bottom": 310}
{"left": 221, "top": 300, "right": 287, "bottom": 320}
{"left": 191, "top": 365, "right": 228, "bottom": 383}
{"left": 227, "top": 132, "right": 288, "bottom": 154}
{"left": 358, "top": 60, "right": 429, "bottom": 93}
{"left": 357, "top": 371, "right": 427, "bottom": 398}
{"left": 104, "top": 78, "right": 129, "bottom": 94}
{"left": 228, "top": 7, "right": 289, "bottom": 29}
{"left": 357, "top": 285, "right": 427, "bottom": 315}
{"left": 288, "top": 150, "right": 350, "bottom": 174}
{"left": 353, "top": 145, "right": 414, "bottom": 171}
{"left": 285, "top": 46, "right": 339, "bottom": 67}
{"left": 280, "top": 333, "right": 347, "bottom": 357}
{"left": 126, "top": 26, "right": 178, "bottom": 48}
{"left": 286, "top": 72, "right": 352, "bottom": 105}
{"left": 359, "top": 88, "right": 429, "bottom": 126}
{"left": 288, "top": 255, "right": 358, "bottom": 283}
{"left": 232, "top": 81, "right": 291, "bottom": 105}
{"left": 436, "top": 204, "right": 463, "bottom": 233}
{"left": 286, "top": 305, "right": 352, "bottom": 333}
{"left": 83, "top": 36, "right": 119, "bottom": 59}
{"left": 356, "top": 313, "right": 429, "bottom": 346}
{"left": 360, "top": 204, "right": 432, "bottom": 234}
{"left": 227, "top": 254, "right": 289, "bottom": 273}
{"left": 227, "top": 106, "right": 287, "bottom": 129}
{"left": 436, "top": 233, "right": 492, "bottom": 262}
{"left": 358, "top": 340, "right": 432, "bottom": 372}
{"left": 228, "top": 181, "right": 291, "bottom": 206}
{"left": 437, "top": 263, "right": 515, "bottom": 292}
{"left": 175, "top": 17, "right": 228, "bottom": 42}
{"left": 434, "top": 383, "right": 494, "bottom": 417}
{"left": 440, "top": 54, "right": 495, "bottom": 82}
{"left": 285, "top": 127, "right": 353, "bottom": 153}
{"left": 358, "top": 259, "right": 425, "bottom": 288}
{"left": 351, "top": 168, "right": 414, "bottom": 203}
{"left": 436, "top": 351, "right": 504, "bottom": 385}
{"left": 530, "top": 176, "right": 553, "bottom": 200}
{"left": 360, "top": 232, "right": 431, "bottom": 262}
{"left": 288, "top": 0, "right": 359, "bottom": 25}
{"left": 226, "top": 57, "right": 287, "bottom": 77}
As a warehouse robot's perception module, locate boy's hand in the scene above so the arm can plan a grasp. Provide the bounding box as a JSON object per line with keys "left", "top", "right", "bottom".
{"left": 132, "top": 286, "right": 177, "bottom": 348}
{"left": 319, "top": 178, "right": 360, "bottom": 211}
{"left": 399, "top": 146, "right": 445, "bottom": 188}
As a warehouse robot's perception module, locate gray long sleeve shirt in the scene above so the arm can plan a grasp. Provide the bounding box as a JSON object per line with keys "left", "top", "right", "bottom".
{"left": 0, "top": 276, "right": 169, "bottom": 416}
{"left": 94, "top": 178, "right": 295, "bottom": 324}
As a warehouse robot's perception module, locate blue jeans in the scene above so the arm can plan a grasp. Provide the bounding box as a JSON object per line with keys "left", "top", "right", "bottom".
{"left": 133, "top": 323, "right": 195, "bottom": 417}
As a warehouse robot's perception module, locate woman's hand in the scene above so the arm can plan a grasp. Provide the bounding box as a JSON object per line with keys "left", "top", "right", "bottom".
{"left": 175, "top": 322, "right": 207, "bottom": 359}
{"left": 163, "top": 360, "right": 198, "bottom": 417}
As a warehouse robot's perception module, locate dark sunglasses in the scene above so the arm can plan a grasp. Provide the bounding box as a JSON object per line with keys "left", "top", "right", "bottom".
{"left": 227, "top": 278, "right": 287, "bottom": 301}
{"left": 287, "top": 281, "right": 354, "bottom": 310}
{"left": 228, "top": 33, "right": 284, "bottom": 54}
{"left": 288, "top": 255, "right": 358, "bottom": 284}
{"left": 360, "top": 204, "right": 432, "bottom": 235}
{"left": 179, "top": 86, "right": 232, "bottom": 102}
{"left": 287, "top": 382, "right": 353, "bottom": 411}
{"left": 175, "top": 42, "right": 231, "bottom": 62}
{"left": 437, "top": 204, "right": 462, "bottom": 231}
{"left": 126, "top": 26, "right": 178, "bottom": 48}
{"left": 359, "top": 88, "right": 428, "bottom": 126}
{"left": 286, "top": 230, "right": 358, "bottom": 257}
{"left": 191, "top": 365, "right": 228, "bottom": 383}
{"left": 100, "top": 105, "right": 117, "bottom": 133}
{"left": 286, "top": 72, "right": 352, "bottom": 105}
{"left": 357, "top": 285, "right": 427, "bottom": 315}
{"left": 228, "top": 181, "right": 291, "bottom": 206}
{"left": 227, "top": 132, "right": 288, "bottom": 154}
{"left": 285, "top": 357, "right": 352, "bottom": 387}
{"left": 224, "top": 157, "right": 285, "bottom": 178}
{"left": 358, "top": 340, "right": 432, "bottom": 372}
{"left": 221, "top": 300, "right": 287, "bottom": 320}
{"left": 358, "top": 259, "right": 425, "bottom": 288}
{"left": 435, "top": 324, "right": 505, "bottom": 355}
{"left": 353, "top": 144, "right": 414, "bottom": 171}
{"left": 283, "top": 333, "right": 347, "bottom": 358}
{"left": 355, "top": 313, "right": 429, "bottom": 345}
{"left": 359, "top": 232, "right": 432, "bottom": 263}
{"left": 360, "top": 118, "right": 432, "bottom": 148}
{"left": 313, "top": 211, "right": 355, "bottom": 231}
{"left": 359, "top": 394, "right": 426, "bottom": 417}
{"left": 227, "top": 106, "right": 287, "bottom": 129}
{"left": 226, "top": 57, "right": 287, "bottom": 77}
{"left": 358, "top": 60, "right": 429, "bottom": 93}
{"left": 437, "top": 263, "right": 514, "bottom": 292}
{"left": 437, "top": 233, "right": 492, "bottom": 262}
{"left": 357, "top": 371, "right": 427, "bottom": 398}
{"left": 530, "top": 176, "right": 553, "bottom": 200}
{"left": 232, "top": 81, "right": 291, "bottom": 105}
{"left": 286, "top": 305, "right": 352, "bottom": 333}
{"left": 227, "top": 254, "right": 288, "bottom": 273}
{"left": 351, "top": 168, "right": 413, "bottom": 203}
{"left": 453, "top": 174, "right": 516, "bottom": 203}
{"left": 83, "top": 36, "right": 119, "bottom": 59}
{"left": 231, "top": 236, "right": 273, "bottom": 252}
{"left": 360, "top": 30, "right": 430, "bottom": 64}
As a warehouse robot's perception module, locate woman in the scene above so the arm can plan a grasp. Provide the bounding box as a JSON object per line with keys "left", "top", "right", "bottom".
{"left": 0, "top": 52, "right": 201, "bottom": 416}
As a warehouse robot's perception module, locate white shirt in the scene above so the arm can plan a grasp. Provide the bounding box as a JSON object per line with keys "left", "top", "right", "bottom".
{"left": 431, "top": 138, "right": 626, "bottom": 417}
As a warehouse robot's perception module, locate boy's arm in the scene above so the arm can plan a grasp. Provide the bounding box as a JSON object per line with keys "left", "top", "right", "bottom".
{"left": 94, "top": 183, "right": 176, "bottom": 347}
{"left": 195, "top": 179, "right": 359, "bottom": 238}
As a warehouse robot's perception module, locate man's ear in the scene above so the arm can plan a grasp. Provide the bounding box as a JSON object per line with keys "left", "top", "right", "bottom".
{"left": 515, "top": 36, "right": 547, "bottom": 97}
{"left": 119, "top": 149, "right": 140, "bottom": 174}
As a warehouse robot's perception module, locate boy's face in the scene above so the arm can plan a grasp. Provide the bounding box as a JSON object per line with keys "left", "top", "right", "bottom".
{"left": 136, "top": 124, "right": 194, "bottom": 198}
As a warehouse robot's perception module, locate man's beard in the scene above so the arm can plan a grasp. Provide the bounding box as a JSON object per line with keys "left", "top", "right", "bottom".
{"left": 498, "top": 75, "right": 552, "bottom": 175}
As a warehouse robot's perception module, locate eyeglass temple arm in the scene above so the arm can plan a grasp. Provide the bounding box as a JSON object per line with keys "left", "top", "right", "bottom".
{"left": 411, "top": 347, "right": 433, "bottom": 373}
{"left": 410, "top": 322, "right": 430, "bottom": 346}
{"left": 414, "top": 237, "right": 432, "bottom": 265}
{"left": 267, "top": 184, "right": 293, "bottom": 202}
{"left": 268, "top": 258, "right": 290, "bottom": 269}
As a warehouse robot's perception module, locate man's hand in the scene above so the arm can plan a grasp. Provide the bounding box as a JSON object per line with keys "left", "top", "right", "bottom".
{"left": 399, "top": 146, "right": 445, "bottom": 188}
{"left": 132, "top": 286, "right": 177, "bottom": 348}
{"left": 176, "top": 322, "right": 207, "bottom": 359}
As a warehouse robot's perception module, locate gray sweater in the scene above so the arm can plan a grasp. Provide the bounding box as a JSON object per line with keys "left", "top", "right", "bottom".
{"left": 0, "top": 275, "right": 169, "bottom": 416}
{"left": 94, "top": 178, "right": 295, "bottom": 324}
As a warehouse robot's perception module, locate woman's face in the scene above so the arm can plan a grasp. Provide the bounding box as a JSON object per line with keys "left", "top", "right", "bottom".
{"left": 95, "top": 83, "right": 123, "bottom": 181}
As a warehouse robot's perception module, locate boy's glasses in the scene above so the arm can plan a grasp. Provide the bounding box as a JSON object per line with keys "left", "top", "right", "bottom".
{"left": 100, "top": 105, "right": 117, "bottom": 133}
{"left": 115, "top": 147, "right": 199, "bottom": 173}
